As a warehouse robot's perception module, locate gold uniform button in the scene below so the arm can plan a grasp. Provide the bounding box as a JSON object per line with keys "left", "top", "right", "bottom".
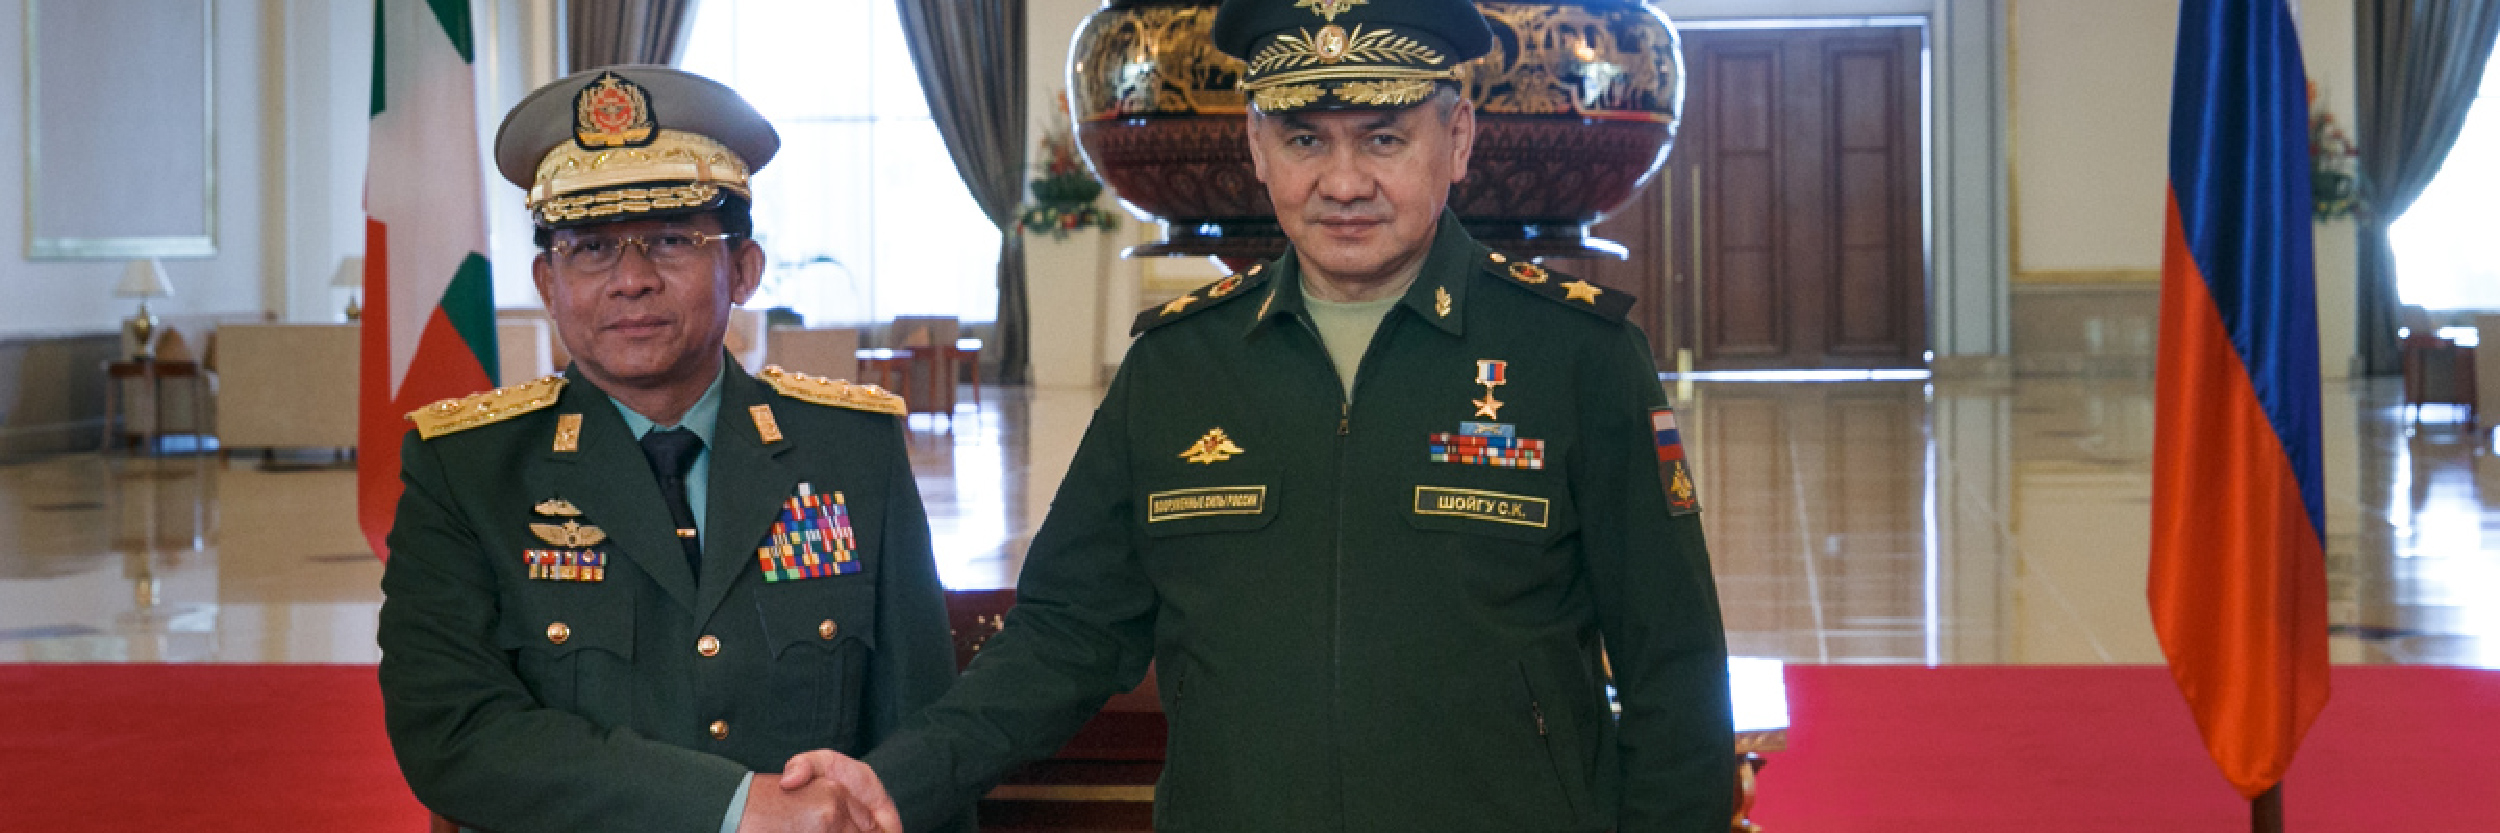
{"left": 708, "top": 720, "right": 729, "bottom": 740}
{"left": 818, "top": 619, "right": 838, "bottom": 640}
{"left": 546, "top": 622, "right": 570, "bottom": 645}
{"left": 697, "top": 635, "right": 721, "bottom": 657}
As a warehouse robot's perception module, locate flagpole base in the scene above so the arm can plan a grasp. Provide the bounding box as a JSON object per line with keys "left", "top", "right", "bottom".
{"left": 2253, "top": 783, "right": 2284, "bottom": 833}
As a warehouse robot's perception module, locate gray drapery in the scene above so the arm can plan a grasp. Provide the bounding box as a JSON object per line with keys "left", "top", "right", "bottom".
{"left": 895, "top": 0, "right": 1030, "bottom": 384}
{"left": 567, "top": 0, "right": 703, "bottom": 70}
{"left": 2354, "top": 1, "right": 2500, "bottom": 375}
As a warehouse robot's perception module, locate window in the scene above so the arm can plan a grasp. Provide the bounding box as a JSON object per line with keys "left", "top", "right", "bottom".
{"left": 681, "top": 0, "right": 1000, "bottom": 326}
{"left": 2388, "top": 37, "right": 2500, "bottom": 311}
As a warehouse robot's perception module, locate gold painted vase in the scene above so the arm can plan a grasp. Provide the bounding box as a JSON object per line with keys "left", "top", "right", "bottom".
{"left": 1070, "top": 0, "right": 1683, "bottom": 260}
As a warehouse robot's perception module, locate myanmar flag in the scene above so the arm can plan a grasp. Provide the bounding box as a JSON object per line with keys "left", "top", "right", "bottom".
{"left": 2149, "top": 0, "right": 2329, "bottom": 801}
{"left": 358, "top": 0, "right": 500, "bottom": 559}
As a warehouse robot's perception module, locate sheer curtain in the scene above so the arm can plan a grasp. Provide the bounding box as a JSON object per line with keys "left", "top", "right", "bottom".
{"left": 893, "top": 0, "right": 1029, "bottom": 383}
{"left": 2354, "top": 0, "right": 2500, "bottom": 374}
{"left": 567, "top": 0, "right": 703, "bottom": 69}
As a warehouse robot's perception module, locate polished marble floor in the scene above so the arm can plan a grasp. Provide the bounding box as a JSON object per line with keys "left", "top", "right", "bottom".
{"left": 2, "top": 376, "right": 2492, "bottom": 667}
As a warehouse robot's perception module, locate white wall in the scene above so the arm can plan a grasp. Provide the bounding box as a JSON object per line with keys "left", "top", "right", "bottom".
{"left": 0, "top": 0, "right": 271, "bottom": 337}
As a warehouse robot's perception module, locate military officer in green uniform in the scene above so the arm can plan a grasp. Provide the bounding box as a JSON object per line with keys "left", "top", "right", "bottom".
{"left": 378, "top": 66, "right": 949, "bottom": 833}
{"left": 829, "top": 1, "right": 1738, "bottom": 830}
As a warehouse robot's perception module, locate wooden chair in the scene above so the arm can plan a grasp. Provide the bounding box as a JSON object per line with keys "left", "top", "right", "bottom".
{"left": 888, "top": 316, "right": 961, "bottom": 419}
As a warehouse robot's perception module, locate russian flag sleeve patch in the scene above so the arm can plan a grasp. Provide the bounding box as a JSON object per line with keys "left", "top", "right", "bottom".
{"left": 1653, "top": 408, "right": 1702, "bottom": 516}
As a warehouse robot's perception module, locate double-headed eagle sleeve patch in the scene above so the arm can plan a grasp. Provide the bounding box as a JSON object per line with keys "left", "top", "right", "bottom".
{"left": 1653, "top": 408, "right": 1702, "bottom": 516}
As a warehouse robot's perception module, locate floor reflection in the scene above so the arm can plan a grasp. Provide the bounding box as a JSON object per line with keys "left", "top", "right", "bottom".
{"left": 0, "top": 377, "right": 2490, "bottom": 666}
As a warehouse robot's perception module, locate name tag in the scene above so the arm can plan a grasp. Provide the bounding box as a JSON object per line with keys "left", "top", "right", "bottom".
{"left": 1147, "top": 486, "right": 1268, "bottom": 522}
{"left": 1413, "top": 486, "right": 1550, "bottom": 528}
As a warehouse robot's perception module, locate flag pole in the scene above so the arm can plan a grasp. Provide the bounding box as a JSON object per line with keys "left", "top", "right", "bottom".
{"left": 2253, "top": 783, "right": 2283, "bottom": 833}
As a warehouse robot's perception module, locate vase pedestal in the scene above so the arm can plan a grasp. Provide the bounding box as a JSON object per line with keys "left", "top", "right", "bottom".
{"left": 1025, "top": 229, "right": 1117, "bottom": 389}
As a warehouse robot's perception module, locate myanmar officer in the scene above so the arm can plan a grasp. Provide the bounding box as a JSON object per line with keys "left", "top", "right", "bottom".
{"left": 820, "top": 1, "right": 1738, "bottom": 830}
{"left": 378, "top": 66, "right": 946, "bottom": 833}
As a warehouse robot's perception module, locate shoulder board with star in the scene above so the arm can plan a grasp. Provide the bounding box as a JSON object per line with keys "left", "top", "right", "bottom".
{"left": 1480, "top": 251, "right": 1635, "bottom": 323}
{"left": 1132, "top": 262, "right": 1273, "bottom": 336}
{"left": 758, "top": 365, "right": 908, "bottom": 416}
{"left": 408, "top": 376, "right": 569, "bottom": 440}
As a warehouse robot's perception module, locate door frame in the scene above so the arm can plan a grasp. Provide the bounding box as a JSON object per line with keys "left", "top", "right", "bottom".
{"left": 1658, "top": 1, "right": 2009, "bottom": 375}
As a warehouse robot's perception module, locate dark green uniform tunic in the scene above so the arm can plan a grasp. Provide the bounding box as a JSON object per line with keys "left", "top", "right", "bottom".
{"left": 379, "top": 361, "right": 961, "bottom": 832}
{"left": 868, "top": 212, "right": 1735, "bottom": 832}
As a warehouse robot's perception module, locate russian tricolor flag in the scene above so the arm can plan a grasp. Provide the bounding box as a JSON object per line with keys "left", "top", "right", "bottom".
{"left": 2149, "top": 0, "right": 2330, "bottom": 801}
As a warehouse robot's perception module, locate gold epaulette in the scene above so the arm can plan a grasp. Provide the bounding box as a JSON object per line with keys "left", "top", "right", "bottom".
{"left": 759, "top": 365, "right": 907, "bottom": 416}
{"left": 407, "top": 376, "right": 568, "bottom": 439}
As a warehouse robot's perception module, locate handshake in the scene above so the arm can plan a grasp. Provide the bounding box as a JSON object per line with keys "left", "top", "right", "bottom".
{"left": 738, "top": 750, "right": 903, "bottom": 833}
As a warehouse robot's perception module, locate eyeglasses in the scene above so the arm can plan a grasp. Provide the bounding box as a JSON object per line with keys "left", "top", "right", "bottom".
{"left": 547, "top": 229, "right": 741, "bottom": 273}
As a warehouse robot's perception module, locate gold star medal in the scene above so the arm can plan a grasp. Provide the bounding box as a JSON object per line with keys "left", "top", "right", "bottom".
{"left": 1471, "top": 359, "right": 1507, "bottom": 419}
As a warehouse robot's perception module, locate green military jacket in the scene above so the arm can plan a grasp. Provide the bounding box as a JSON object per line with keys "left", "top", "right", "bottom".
{"left": 379, "top": 360, "right": 961, "bottom": 832}
{"left": 868, "top": 212, "right": 1735, "bottom": 832}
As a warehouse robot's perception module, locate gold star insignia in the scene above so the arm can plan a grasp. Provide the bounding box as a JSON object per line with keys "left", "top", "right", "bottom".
{"left": 1472, "top": 393, "right": 1506, "bottom": 420}
{"left": 1435, "top": 286, "right": 1452, "bottom": 318}
{"left": 1163, "top": 293, "right": 1198, "bottom": 315}
{"left": 1562, "top": 280, "right": 1604, "bottom": 303}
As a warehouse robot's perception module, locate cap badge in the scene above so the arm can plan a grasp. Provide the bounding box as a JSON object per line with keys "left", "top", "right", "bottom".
{"left": 1296, "top": 0, "right": 1366, "bottom": 23}
{"left": 1180, "top": 428, "right": 1245, "bottom": 465}
{"left": 573, "top": 71, "right": 656, "bottom": 150}
{"left": 1315, "top": 25, "right": 1351, "bottom": 62}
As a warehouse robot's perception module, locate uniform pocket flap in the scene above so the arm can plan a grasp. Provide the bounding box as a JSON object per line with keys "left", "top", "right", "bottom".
{"left": 495, "top": 585, "right": 636, "bottom": 660}
{"left": 755, "top": 583, "right": 878, "bottom": 658}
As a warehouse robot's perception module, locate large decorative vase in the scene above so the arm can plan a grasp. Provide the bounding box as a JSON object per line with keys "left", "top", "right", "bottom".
{"left": 1070, "top": 0, "right": 1683, "bottom": 261}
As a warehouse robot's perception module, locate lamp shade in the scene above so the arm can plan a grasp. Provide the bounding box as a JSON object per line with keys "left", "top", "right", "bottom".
{"left": 114, "top": 259, "right": 174, "bottom": 299}
{"left": 331, "top": 256, "right": 366, "bottom": 288}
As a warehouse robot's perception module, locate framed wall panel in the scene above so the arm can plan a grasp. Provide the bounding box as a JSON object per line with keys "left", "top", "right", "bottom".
{"left": 22, "top": 0, "right": 216, "bottom": 259}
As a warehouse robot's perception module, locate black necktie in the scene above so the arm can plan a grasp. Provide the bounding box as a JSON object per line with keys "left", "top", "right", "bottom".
{"left": 639, "top": 427, "right": 705, "bottom": 581}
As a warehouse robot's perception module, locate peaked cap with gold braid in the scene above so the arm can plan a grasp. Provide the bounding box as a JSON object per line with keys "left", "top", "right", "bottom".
{"left": 1212, "top": 0, "right": 1493, "bottom": 113}
{"left": 493, "top": 65, "right": 779, "bottom": 228}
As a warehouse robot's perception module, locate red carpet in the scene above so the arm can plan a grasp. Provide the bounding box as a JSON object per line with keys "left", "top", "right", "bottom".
{"left": 1, "top": 664, "right": 2492, "bottom": 830}
{"left": 1754, "top": 665, "right": 2500, "bottom": 831}
{"left": 0, "top": 664, "right": 428, "bottom": 831}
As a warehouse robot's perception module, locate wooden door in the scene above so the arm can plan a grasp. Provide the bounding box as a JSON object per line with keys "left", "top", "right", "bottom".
{"left": 1667, "top": 25, "right": 1928, "bottom": 370}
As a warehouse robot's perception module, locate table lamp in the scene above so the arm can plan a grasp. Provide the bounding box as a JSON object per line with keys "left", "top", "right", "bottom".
{"left": 114, "top": 258, "right": 175, "bottom": 360}
{"left": 333, "top": 256, "right": 366, "bottom": 321}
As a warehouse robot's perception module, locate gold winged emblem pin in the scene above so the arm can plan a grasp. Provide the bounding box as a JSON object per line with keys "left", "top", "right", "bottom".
{"left": 530, "top": 520, "right": 608, "bottom": 549}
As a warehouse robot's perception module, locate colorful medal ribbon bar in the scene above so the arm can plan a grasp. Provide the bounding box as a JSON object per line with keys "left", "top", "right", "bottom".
{"left": 756, "top": 483, "right": 861, "bottom": 582}
{"left": 525, "top": 549, "right": 606, "bottom": 582}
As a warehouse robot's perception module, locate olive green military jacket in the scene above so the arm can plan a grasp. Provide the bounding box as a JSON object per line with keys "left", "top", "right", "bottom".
{"left": 379, "top": 361, "right": 961, "bottom": 832}
{"left": 867, "top": 212, "right": 1735, "bottom": 832}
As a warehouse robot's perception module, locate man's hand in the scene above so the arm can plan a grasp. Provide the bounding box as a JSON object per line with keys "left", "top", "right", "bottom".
{"left": 737, "top": 749, "right": 903, "bottom": 833}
